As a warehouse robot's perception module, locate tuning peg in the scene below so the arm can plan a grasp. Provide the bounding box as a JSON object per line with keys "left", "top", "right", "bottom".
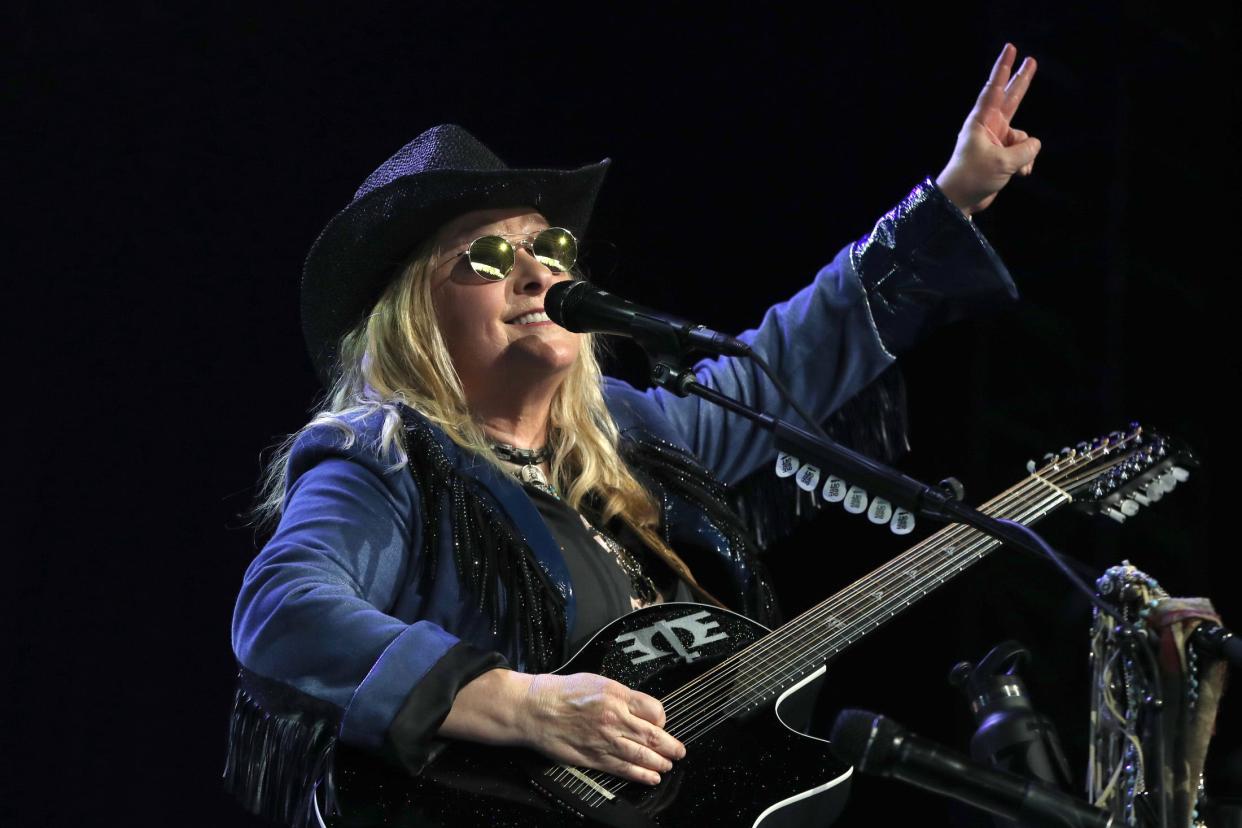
{"left": 822, "top": 475, "right": 847, "bottom": 503}
{"left": 1157, "top": 474, "right": 1178, "bottom": 494}
{"left": 1120, "top": 499, "right": 1140, "bottom": 517}
{"left": 1172, "top": 466, "right": 1191, "bottom": 483}
{"left": 1026, "top": 459, "right": 1037, "bottom": 474}
{"left": 1132, "top": 492, "right": 1153, "bottom": 507}
{"left": 1143, "top": 483, "right": 1164, "bottom": 502}
{"left": 1060, "top": 446, "right": 1074, "bottom": 458}
{"left": 1105, "top": 507, "right": 1128, "bottom": 523}
{"left": 843, "top": 485, "right": 869, "bottom": 514}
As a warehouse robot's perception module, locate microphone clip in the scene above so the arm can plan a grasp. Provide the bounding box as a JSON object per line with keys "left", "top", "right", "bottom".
{"left": 650, "top": 361, "right": 699, "bottom": 397}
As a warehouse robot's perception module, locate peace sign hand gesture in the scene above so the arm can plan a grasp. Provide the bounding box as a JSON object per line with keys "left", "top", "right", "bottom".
{"left": 935, "top": 43, "right": 1041, "bottom": 216}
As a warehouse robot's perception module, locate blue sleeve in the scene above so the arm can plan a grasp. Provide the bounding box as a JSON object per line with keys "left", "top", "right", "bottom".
{"left": 610, "top": 178, "right": 1017, "bottom": 486}
{"left": 230, "top": 421, "right": 504, "bottom": 770}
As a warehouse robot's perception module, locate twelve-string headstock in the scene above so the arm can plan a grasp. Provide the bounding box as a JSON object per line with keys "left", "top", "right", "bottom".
{"left": 1026, "top": 424, "right": 1197, "bottom": 523}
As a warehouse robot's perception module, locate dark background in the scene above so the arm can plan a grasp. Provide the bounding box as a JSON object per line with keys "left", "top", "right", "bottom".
{"left": 10, "top": 2, "right": 1239, "bottom": 825}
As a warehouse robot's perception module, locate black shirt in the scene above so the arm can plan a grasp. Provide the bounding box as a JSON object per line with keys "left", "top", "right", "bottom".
{"left": 523, "top": 484, "right": 691, "bottom": 652}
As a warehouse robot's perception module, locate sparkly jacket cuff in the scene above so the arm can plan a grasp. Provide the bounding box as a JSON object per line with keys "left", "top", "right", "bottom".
{"left": 851, "top": 177, "right": 1018, "bottom": 357}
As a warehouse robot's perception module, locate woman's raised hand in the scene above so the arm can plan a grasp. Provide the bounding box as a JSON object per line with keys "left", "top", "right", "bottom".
{"left": 936, "top": 43, "right": 1041, "bottom": 216}
{"left": 516, "top": 672, "right": 686, "bottom": 785}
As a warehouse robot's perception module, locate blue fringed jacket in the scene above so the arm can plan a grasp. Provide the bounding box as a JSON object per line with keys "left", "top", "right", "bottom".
{"left": 226, "top": 180, "right": 1018, "bottom": 825}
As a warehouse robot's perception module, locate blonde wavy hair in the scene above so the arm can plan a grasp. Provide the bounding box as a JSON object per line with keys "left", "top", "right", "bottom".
{"left": 253, "top": 232, "right": 673, "bottom": 560}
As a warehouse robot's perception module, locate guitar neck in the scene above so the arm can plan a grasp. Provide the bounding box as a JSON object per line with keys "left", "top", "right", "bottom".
{"left": 773, "top": 473, "right": 1073, "bottom": 673}
{"left": 661, "top": 470, "right": 1080, "bottom": 742}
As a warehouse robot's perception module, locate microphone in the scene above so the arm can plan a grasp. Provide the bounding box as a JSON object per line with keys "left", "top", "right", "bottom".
{"left": 831, "top": 709, "right": 1111, "bottom": 828}
{"left": 545, "top": 280, "right": 752, "bottom": 357}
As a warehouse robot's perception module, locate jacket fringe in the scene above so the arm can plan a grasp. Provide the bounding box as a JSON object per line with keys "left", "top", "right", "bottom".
{"left": 620, "top": 433, "right": 782, "bottom": 627}
{"left": 222, "top": 679, "right": 338, "bottom": 827}
{"left": 399, "top": 407, "right": 567, "bottom": 673}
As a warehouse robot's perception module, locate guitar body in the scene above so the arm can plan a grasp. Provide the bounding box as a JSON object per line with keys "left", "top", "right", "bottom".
{"left": 331, "top": 603, "right": 852, "bottom": 828}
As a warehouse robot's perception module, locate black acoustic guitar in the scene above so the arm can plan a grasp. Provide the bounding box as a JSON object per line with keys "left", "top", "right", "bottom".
{"left": 328, "top": 426, "right": 1193, "bottom": 828}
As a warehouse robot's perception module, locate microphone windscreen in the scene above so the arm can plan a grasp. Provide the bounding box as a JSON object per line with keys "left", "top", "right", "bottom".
{"left": 544, "top": 280, "right": 587, "bottom": 329}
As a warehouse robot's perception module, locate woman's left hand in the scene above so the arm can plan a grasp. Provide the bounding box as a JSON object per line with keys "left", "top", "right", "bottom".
{"left": 936, "top": 43, "right": 1041, "bottom": 216}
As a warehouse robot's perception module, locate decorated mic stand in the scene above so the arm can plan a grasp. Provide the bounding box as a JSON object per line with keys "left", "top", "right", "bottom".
{"left": 1088, "top": 563, "right": 1229, "bottom": 828}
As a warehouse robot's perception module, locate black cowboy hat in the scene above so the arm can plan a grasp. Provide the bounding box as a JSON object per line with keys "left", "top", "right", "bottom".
{"left": 300, "top": 124, "right": 611, "bottom": 386}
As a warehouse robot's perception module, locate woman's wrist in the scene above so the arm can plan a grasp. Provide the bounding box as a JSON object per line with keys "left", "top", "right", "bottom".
{"left": 439, "top": 667, "right": 535, "bottom": 745}
{"left": 934, "top": 170, "right": 975, "bottom": 219}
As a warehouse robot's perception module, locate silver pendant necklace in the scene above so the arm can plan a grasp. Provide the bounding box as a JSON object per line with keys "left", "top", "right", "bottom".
{"left": 492, "top": 443, "right": 658, "bottom": 603}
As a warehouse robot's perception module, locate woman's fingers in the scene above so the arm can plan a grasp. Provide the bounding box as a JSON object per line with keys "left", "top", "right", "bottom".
{"left": 1004, "top": 135, "right": 1042, "bottom": 171}
{"left": 615, "top": 728, "right": 674, "bottom": 772}
{"left": 600, "top": 754, "right": 663, "bottom": 786}
{"left": 627, "top": 711, "right": 687, "bottom": 761}
{"left": 561, "top": 719, "right": 676, "bottom": 785}
{"left": 1001, "top": 56, "right": 1037, "bottom": 120}
{"left": 624, "top": 689, "right": 686, "bottom": 764}
{"left": 975, "top": 43, "right": 1016, "bottom": 113}
{"left": 521, "top": 673, "right": 686, "bottom": 786}
{"left": 626, "top": 688, "right": 668, "bottom": 728}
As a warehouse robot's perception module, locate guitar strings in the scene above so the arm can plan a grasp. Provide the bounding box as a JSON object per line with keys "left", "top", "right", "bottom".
{"left": 658, "top": 437, "right": 1134, "bottom": 724}
{"left": 570, "top": 442, "right": 1134, "bottom": 801}
{"left": 594, "top": 469, "right": 1129, "bottom": 802}
{"left": 579, "top": 480, "right": 1070, "bottom": 801}
{"left": 554, "top": 436, "right": 1142, "bottom": 802}
{"left": 662, "top": 447, "right": 1128, "bottom": 742}
{"left": 669, "top": 489, "right": 1065, "bottom": 747}
{"left": 654, "top": 483, "right": 1059, "bottom": 730}
{"left": 580, "top": 443, "right": 1135, "bottom": 799}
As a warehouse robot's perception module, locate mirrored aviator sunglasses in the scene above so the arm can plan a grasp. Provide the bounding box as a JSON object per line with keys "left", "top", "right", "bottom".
{"left": 460, "top": 227, "right": 579, "bottom": 281}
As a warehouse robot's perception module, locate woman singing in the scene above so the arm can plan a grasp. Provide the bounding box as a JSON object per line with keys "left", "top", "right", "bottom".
{"left": 227, "top": 44, "right": 1039, "bottom": 826}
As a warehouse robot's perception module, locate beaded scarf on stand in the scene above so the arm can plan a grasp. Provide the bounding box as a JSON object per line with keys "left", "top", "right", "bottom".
{"left": 1088, "top": 562, "right": 1226, "bottom": 827}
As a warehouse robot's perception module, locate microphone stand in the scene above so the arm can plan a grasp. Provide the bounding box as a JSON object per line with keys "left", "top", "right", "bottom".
{"left": 649, "top": 353, "right": 1173, "bottom": 821}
